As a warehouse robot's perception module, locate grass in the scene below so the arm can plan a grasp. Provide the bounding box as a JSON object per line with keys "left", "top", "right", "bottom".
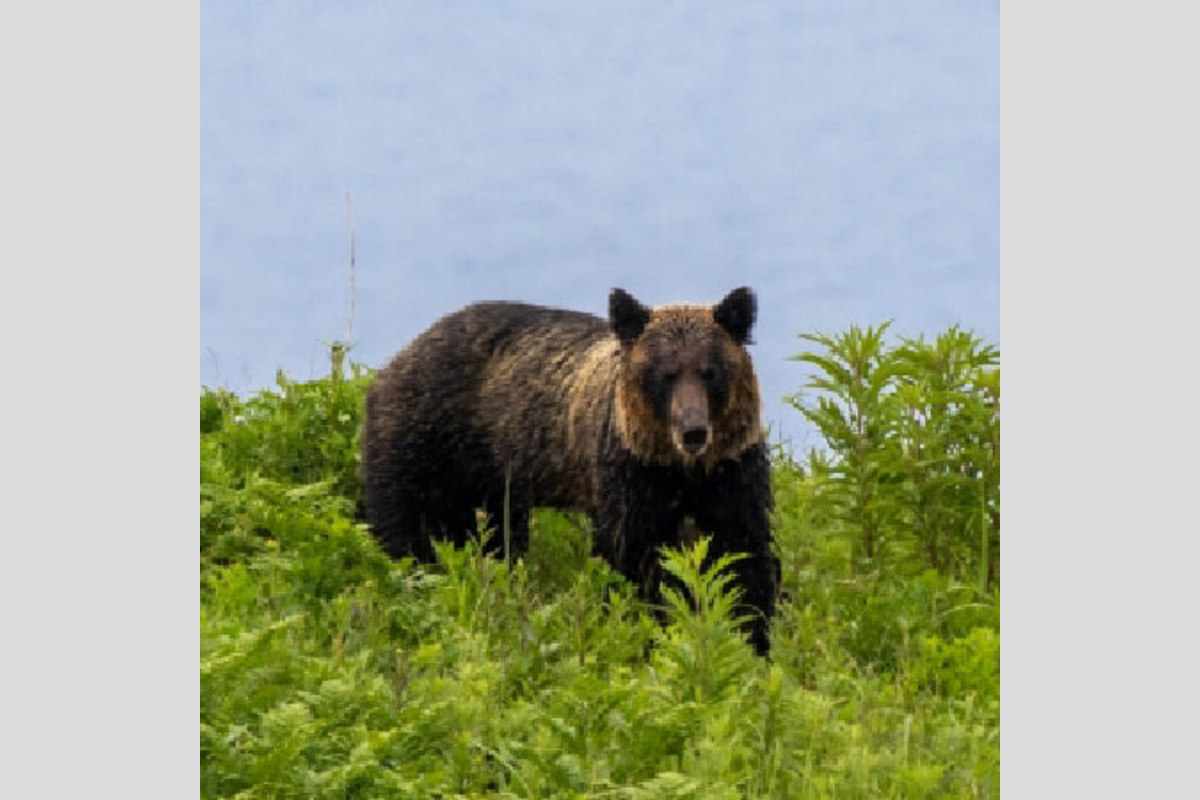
{"left": 200, "top": 328, "right": 999, "bottom": 798}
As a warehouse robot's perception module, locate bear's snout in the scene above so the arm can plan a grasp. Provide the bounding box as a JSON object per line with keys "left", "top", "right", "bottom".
{"left": 673, "top": 404, "right": 710, "bottom": 456}
{"left": 669, "top": 374, "right": 711, "bottom": 457}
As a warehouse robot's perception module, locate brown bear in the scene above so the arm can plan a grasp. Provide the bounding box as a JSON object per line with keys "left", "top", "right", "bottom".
{"left": 362, "top": 287, "right": 779, "bottom": 653}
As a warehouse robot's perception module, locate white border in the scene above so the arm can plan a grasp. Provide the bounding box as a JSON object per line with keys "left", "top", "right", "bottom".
{"left": 2, "top": 2, "right": 197, "bottom": 794}
{"left": 1003, "top": 1, "right": 1198, "bottom": 794}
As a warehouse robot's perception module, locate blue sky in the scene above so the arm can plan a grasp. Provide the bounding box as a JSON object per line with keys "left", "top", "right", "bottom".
{"left": 201, "top": 1, "right": 998, "bottom": 450}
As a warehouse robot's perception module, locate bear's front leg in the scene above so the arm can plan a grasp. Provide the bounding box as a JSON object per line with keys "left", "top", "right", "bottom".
{"left": 691, "top": 442, "right": 780, "bottom": 655}
{"left": 593, "top": 458, "right": 688, "bottom": 609}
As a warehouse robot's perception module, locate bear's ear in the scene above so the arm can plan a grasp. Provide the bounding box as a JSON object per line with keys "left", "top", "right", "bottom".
{"left": 713, "top": 286, "right": 757, "bottom": 344}
{"left": 609, "top": 288, "right": 652, "bottom": 345}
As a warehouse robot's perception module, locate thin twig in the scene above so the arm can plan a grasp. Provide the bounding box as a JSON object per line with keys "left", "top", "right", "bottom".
{"left": 344, "top": 191, "right": 357, "bottom": 345}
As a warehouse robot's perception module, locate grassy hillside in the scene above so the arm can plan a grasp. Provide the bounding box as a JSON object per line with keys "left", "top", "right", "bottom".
{"left": 200, "top": 325, "right": 999, "bottom": 798}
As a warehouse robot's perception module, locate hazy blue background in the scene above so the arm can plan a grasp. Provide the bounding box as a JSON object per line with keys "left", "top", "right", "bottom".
{"left": 200, "top": 1, "right": 998, "bottom": 452}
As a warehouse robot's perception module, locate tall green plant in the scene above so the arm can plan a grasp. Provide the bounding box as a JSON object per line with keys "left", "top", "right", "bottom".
{"left": 787, "top": 324, "right": 1000, "bottom": 587}
{"left": 787, "top": 323, "right": 906, "bottom": 561}
{"left": 892, "top": 328, "right": 999, "bottom": 589}
{"left": 654, "top": 537, "right": 757, "bottom": 705}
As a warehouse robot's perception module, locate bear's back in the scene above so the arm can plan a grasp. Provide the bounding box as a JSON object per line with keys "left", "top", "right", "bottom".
{"left": 372, "top": 302, "right": 605, "bottom": 384}
{"left": 365, "top": 300, "right": 620, "bottom": 517}
{"left": 448, "top": 301, "right": 608, "bottom": 348}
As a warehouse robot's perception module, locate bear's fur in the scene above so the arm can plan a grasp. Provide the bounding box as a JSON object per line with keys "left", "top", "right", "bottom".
{"left": 362, "top": 287, "right": 779, "bottom": 653}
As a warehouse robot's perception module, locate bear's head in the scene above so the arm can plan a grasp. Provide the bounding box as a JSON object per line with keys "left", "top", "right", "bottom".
{"left": 609, "top": 286, "right": 763, "bottom": 468}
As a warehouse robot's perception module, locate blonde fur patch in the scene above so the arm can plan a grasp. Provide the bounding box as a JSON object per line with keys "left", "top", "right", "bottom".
{"left": 566, "top": 338, "right": 621, "bottom": 457}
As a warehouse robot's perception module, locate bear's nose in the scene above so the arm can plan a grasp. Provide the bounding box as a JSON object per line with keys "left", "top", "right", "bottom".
{"left": 682, "top": 426, "right": 709, "bottom": 451}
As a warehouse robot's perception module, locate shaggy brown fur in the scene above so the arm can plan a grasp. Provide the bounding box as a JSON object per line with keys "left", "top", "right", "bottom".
{"left": 362, "top": 287, "right": 779, "bottom": 653}
{"left": 615, "top": 304, "right": 762, "bottom": 469}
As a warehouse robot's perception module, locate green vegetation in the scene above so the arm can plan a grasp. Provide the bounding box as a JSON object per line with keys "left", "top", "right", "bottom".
{"left": 200, "top": 325, "right": 999, "bottom": 798}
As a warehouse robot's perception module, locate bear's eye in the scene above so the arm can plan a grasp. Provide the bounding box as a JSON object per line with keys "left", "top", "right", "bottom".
{"left": 701, "top": 368, "right": 715, "bottom": 382}
{"left": 663, "top": 370, "right": 680, "bottom": 382}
